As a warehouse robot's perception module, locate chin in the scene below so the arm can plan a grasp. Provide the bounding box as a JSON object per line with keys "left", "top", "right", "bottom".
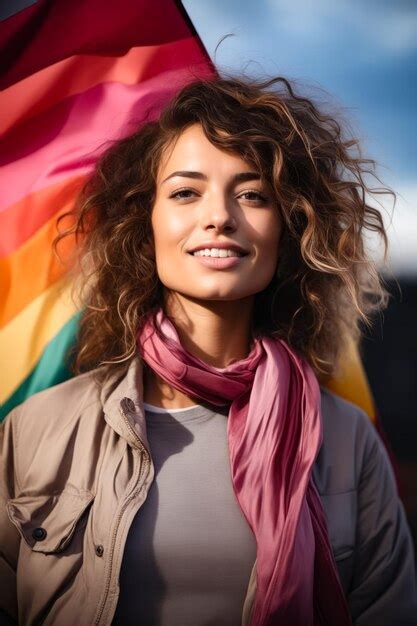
{"left": 166, "top": 278, "right": 266, "bottom": 303}
{"left": 184, "top": 288, "right": 256, "bottom": 302}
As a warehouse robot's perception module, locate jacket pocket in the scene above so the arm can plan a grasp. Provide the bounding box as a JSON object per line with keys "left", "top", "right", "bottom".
{"left": 6, "top": 487, "right": 94, "bottom": 554}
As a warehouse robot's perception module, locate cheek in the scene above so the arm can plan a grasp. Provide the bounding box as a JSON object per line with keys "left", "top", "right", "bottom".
{"left": 151, "top": 206, "right": 192, "bottom": 284}
{"left": 151, "top": 206, "right": 190, "bottom": 250}
{"left": 253, "top": 212, "right": 282, "bottom": 261}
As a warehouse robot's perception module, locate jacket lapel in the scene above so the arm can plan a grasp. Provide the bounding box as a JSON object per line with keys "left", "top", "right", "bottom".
{"left": 100, "top": 355, "right": 152, "bottom": 454}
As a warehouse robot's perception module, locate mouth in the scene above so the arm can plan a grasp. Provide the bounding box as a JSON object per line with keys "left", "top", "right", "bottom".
{"left": 187, "top": 247, "right": 248, "bottom": 269}
{"left": 188, "top": 249, "right": 246, "bottom": 259}
{"left": 187, "top": 242, "right": 249, "bottom": 257}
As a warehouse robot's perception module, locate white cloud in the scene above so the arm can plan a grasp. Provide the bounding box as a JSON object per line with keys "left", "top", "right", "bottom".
{"left": 367, "top": 182, "right": 417, "bottom": 276}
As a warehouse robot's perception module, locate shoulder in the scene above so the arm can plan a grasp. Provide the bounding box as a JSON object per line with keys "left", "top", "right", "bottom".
{"left": 321, "top": 391, "right": 417, "bottom": 622}
{"left": 1, "top": 371, "right": 104, "bottom": 487}
{"left": 319, "top": 386, "right": 377, "bottom": 442}
{"left": 313, "top": 387, "right": 378, "bottom": 494}
{"left": 4, "top": 369, "right": 101, "bottom": 431}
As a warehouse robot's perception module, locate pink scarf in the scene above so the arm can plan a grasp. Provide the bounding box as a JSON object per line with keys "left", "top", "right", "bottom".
{"left": 137, "top": 308, "right": 352, "bottom": 626}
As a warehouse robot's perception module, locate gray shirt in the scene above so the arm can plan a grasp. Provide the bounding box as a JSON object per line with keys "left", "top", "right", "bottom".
{"left": 112, "top": 400, "right": 256, "bottom": 626}
{"left": 112, "top": 389, "right": 417, "bottom": 626}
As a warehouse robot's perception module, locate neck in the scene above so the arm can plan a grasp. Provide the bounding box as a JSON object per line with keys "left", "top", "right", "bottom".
{"left": 142, "top": 291, "right": 254, "bottom": 409}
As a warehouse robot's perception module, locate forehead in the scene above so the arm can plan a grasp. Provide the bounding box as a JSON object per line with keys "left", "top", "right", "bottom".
{"left": 156, "top": 123, "right": 257, "bottom": 182}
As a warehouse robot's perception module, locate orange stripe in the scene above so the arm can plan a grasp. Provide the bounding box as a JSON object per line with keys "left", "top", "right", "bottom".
{"left": 0, "top": 202, "right": 78, "bottom": 328}
{"left": 1, "top": 37, "right": 199, "bottom": 136}
{"left": 0, "top": 175, "right": 86, "bottom": 259}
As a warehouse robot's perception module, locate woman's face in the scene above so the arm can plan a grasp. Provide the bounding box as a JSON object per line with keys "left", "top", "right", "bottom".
{"left": 151, "top": 123, "right": 282, "bottom": 303}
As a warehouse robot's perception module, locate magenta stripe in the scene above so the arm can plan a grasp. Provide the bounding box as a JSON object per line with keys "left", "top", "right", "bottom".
{"left": 0, "top": 66, "right": 212, "bottom": 212}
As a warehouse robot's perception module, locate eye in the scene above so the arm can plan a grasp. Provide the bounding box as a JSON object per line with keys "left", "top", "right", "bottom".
{"left": 169, "top": 188, "right": 197, "bottom": 200}
{"left": 238, "top": 190, "right": 268, "bottom": 203}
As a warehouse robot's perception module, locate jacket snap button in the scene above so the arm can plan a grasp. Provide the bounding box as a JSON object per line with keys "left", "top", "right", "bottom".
{"left": 32, "top": 527, "right": 47, "bottom": 541}
{"left": 124, "top": 398, "right": 135, "bottom": 412}
{"left": 95, "top": 544, "right": 104, "bottom": 557}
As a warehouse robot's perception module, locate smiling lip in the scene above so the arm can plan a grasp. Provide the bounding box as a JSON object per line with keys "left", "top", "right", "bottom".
{"left": 187, "top": 241, "right": 249, "bottom": 255}
{"left": 189, "top": 254, "right": 245, "bottom": 269}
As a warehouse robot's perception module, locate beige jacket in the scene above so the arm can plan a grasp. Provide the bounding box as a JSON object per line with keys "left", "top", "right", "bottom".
{"left": 1, "top": 355, "right": 416, "bottom": 626}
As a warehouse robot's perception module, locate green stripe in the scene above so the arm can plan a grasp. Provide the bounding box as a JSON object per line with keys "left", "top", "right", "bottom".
{"left": 0, "top": 312, "right": 82, "bottom": 422}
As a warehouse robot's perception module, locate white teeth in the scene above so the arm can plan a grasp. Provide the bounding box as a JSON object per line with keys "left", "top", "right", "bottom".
{"left": 192, "top": 248, "right": 242, "bottom": 257}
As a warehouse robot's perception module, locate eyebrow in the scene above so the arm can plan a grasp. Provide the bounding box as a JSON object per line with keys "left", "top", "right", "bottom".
{"left": 161, "top": 170, "right": 261, "bottom": 185}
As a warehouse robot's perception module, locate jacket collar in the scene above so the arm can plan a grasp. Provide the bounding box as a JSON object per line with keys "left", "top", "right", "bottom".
{"left": 100, "top": 355, "right": 151, "bottom": 454}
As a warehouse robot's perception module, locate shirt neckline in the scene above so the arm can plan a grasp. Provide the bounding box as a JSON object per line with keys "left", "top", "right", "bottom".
{"left": 142, "top": 400, "right": 231, "bottom": 424}
{"left": 143, "top": 401, "right": 200, "bottom": 414}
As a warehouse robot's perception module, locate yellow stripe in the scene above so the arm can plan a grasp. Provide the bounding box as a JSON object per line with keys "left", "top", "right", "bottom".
{"left": 0, "top": 278, "right": 78, "bottom": 403}
{"left": 325, "top": 337, "right": 376, "bottom": 422}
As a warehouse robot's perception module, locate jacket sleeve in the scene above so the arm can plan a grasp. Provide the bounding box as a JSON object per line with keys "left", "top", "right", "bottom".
{"left": 0, "top": 409, "right": 21, "bottom": 625}
{"left": 348, "top": 411, "right": 417, "bottom": 625}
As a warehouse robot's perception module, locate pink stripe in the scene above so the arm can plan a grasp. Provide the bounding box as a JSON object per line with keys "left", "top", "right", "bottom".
{"left": 0, "top": 65, "right": 213, "bottom": 212}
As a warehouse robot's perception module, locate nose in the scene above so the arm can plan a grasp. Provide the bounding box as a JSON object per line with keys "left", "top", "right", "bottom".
{"left": 199, "top": 192, "right": 237, "bottom": 233}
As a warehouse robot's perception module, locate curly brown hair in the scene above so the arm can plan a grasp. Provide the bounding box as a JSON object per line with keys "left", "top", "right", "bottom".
{"left": 53, "top": 74, "right": 392, "bottom": 384}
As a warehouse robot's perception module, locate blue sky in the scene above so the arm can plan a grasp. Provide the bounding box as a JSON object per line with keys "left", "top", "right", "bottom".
{"left": 183, "top": 0, "right": 417, "bottom": 274}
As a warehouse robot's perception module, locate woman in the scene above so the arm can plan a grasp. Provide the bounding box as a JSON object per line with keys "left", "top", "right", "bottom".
{"left": 0, "top": 75, "right": 416, "bottom": 626}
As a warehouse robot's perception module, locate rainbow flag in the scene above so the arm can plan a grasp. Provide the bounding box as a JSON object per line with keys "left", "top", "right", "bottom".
{"left": 0, "top": 0, "right": 214, "bottom": 419}
{"left": 0, "top": 0, "right": 391, "bottom": 478}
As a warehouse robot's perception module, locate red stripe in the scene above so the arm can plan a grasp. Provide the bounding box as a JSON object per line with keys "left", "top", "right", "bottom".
{"left": 0, "top": 0, "right": 194, "bottom": 89}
